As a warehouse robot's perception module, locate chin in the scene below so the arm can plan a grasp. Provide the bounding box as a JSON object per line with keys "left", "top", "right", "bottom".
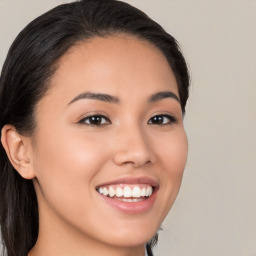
{"left": 96, "top": 219, "right": 160, "bottom": 248}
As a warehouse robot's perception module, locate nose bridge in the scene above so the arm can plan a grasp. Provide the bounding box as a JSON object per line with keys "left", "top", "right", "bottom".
{"left": 112, "top": 121, "right": 154, "bottom": 167}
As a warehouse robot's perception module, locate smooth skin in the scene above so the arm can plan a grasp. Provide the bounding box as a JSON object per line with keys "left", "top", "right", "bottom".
{"left": 2, "top": 35, "right": 188, "bottom": 256}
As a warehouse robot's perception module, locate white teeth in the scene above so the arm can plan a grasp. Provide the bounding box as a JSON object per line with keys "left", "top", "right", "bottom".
{"left": 99, "top": 187, "right": 103, "bottom": 194}
{"left": 146, "top": 186, "right": 153, "bottom": 197}
{"left": 116, "top": 187, "right": 123, "bottom": 197}
{"left": 109, "top": 186, "right": 115, "bottom": 197}
{"left": 118, "top": 198, "right": 144, "bottom": 202}
{"left": 132, "top": 186, "right": 141, "bottom": 198}
{"left": 103, "top": 187, "right": 108, "bottom": 196}
{"left": 141, "top": 187, "right": 146, "bottom": 197}
{"left": 123, "top": 186, "right": 132, "bottom": 198}
{"left": 97, "top": 185, "right": 154, "bottom": 199}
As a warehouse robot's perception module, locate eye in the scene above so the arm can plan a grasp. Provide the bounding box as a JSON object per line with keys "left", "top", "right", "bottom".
{"left": 78, "top": 115, "right": 111, "bottom": 126}
{"left": 148, "top": 114, "right": 177, "bottom": 125}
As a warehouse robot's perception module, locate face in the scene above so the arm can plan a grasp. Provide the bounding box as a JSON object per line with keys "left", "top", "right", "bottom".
{"left": 31, "top": 35, "right": 188, "bottom": 250}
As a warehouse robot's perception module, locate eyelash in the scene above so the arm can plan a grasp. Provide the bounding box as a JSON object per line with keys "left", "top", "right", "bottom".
{"left": 148, "top": 114, "right": 177, "bottom": 125}
{"left": 78, "top": 114, "right": 177, "bottom": 126}
{"left": 78, "top": 114, "right": 111, "bottom": 126}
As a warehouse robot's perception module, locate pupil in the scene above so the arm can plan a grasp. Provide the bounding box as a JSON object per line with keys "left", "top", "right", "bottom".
{"left": 91, "top": 116, "right": 101, "bottom": 124}
{"left": 153, "top": 116, "right": 163, "bottom": 124}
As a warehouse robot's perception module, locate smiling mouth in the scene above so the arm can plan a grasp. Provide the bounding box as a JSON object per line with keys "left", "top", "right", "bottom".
{"left": 96, "top": 184, "right": 154, "bottom": 202}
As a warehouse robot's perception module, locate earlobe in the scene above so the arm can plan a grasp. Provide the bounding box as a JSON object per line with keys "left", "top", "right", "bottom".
{"left": 1, "top": 125, "right": 35, "bottom": 179}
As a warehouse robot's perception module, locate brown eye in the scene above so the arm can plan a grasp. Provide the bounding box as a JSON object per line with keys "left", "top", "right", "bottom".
{"left": 79, "top": 115, "right": 111, "bottom": 126}
{"left": 148, "top": 114, "right": 177, "bottom": 125}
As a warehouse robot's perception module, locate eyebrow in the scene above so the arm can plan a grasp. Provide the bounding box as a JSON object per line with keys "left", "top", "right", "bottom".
{"left": 68, "top": 92, "right": 120, "bottom": 105}
{"left": 68, "top": 90, "right": 180, "bottom": 105}
{"left": 149, "top": 91, "right": 180, "bottom": 103}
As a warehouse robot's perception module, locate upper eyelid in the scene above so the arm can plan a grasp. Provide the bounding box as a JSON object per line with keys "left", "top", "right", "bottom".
{"left": 78, "top": 114, "right": 111, "bottom": 124}
{"left": 149, "top": 113, "right": 177, "bottom": 119}
{"left": 77, "top": 112, "right": 110, "bottom": 120}
{"left": 148, "top": 113, "right": 177, "bottom": 123}
{"left": 77, "top": 112, "right": 178, "bottom": 124}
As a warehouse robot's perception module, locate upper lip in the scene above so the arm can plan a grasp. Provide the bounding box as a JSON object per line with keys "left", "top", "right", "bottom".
{"left": 96, "top": 176, "right": 159, "bottom": 188}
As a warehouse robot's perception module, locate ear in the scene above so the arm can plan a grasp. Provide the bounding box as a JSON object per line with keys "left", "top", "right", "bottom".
{"left": 1, "top": 124, "right": 35, "bottom": 179}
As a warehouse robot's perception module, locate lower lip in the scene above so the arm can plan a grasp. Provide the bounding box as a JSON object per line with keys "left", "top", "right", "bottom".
{"left": 97, "top": 189, "right": 158, "bottom": 214}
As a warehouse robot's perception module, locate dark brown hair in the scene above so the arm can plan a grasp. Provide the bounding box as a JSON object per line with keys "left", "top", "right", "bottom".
{"left": 0, "top": 1, "right": 190, "bottom": 255}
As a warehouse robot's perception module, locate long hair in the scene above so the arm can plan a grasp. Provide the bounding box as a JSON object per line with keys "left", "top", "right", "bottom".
{"left": 0, "top": 1, "right": 190, "bottom": 255}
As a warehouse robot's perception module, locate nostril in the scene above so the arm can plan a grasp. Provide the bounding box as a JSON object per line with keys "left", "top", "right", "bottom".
{"left": 112, "top": 132, "right": 156, "bottom": 167}
{"left": 113, "top": 151, "right": 153, "bottom": 168}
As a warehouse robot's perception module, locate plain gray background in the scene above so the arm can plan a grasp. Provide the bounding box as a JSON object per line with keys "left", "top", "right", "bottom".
{"left": 0, "top": 0, "right": 256, "bottom": 255}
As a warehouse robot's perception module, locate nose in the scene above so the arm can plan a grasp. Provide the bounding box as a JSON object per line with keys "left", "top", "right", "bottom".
{"left": 112, "top": 125, "right": 156, "bottom": 168}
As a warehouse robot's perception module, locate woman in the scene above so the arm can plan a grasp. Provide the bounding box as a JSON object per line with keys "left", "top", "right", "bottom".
{"left": 0, "top": 0, "right": 190, "bottom": 255}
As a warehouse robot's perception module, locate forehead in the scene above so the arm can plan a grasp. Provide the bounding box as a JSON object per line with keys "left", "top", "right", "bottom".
{"left": 42, "top": 35, "right": 178, "bottom": 105}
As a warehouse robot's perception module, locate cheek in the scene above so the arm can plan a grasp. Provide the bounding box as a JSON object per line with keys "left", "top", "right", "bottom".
{"left": 32, "top": 128, "right": 110, "bottom": 208}
{"left": 155, "top": 128, "right": 188, "bottom": 173}
{"left": 165, "top": 135, "right": 188, "bottom": 178}
{"left": 154, "top": 129, "right": 188, "bottom": 203}
{"left": 167, "top": 131, "right": 187, "bottom": 187}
